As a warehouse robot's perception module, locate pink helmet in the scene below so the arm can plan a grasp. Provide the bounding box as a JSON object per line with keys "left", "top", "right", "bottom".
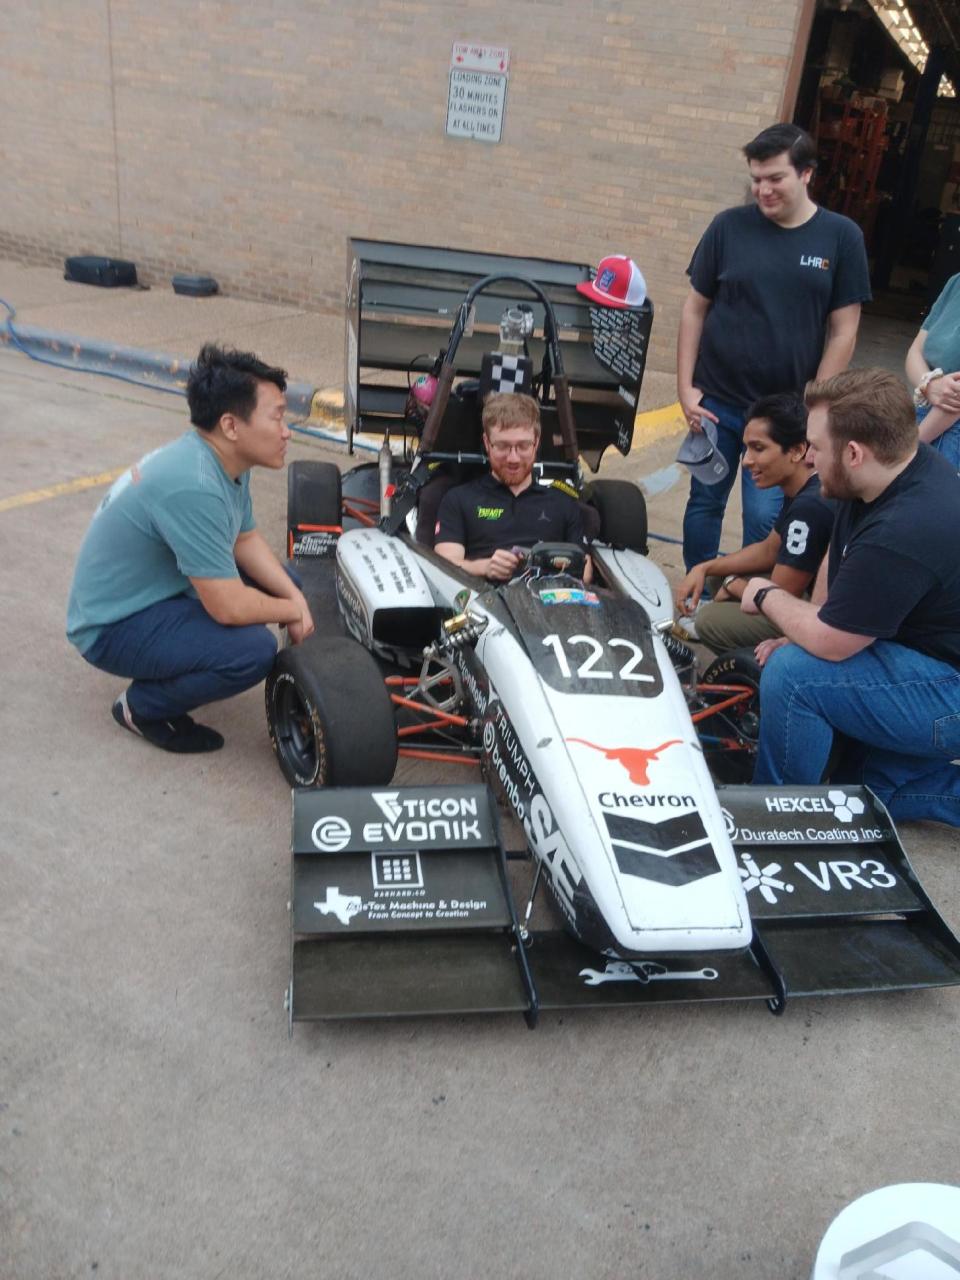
{"left": 405, "top": 372, "right": 438, "bottom": 426}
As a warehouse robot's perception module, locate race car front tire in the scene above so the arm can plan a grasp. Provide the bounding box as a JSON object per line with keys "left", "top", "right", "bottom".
{"left": 266, "top": 634, "right": 397, "bottom": 787}
{"left": 588, "top": 479, "right": 648, "bottom": 553}
{"left": 700, "top": 647, "right": 761, "bottom": 784}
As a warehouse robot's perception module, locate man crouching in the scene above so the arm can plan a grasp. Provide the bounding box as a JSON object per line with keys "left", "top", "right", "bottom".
{"left": 66, "top": 343, "right": 314, "bottom": 754}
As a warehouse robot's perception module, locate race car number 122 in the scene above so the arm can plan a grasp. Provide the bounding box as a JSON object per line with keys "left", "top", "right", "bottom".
{"left": 542, "top": 634, "right": 654, "bottom": 682}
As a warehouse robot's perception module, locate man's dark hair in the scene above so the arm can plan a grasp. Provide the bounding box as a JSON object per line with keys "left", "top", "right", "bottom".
{"left": 804, "top": 368, "right": 917, "bottom": 465}
{"left": 743, "top": 124, "right": 817, "bottom": 175}
{"left": 745, "top": 392, "right": 808, "bottom": 452}
{"left": 187, "top": 343, "right": 287, "bottom": 431}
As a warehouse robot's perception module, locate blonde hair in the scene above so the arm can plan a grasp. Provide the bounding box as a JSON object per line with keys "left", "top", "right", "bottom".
{"left": 482, "top": 392, "right": 541, "bottom": 437}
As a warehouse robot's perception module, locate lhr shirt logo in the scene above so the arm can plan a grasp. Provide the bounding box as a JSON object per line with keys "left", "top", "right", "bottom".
{"left": 800, "top": 255, "right": 830, "bottom": 270}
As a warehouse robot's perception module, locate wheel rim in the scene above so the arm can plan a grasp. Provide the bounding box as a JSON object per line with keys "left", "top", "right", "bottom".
{"left": 273, "top": 679, "right": 320, "bottom": 783}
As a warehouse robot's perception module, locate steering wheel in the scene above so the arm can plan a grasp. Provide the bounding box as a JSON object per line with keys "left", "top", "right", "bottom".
{"left": 524, "top": 541, "right": 588, "bottom": 580}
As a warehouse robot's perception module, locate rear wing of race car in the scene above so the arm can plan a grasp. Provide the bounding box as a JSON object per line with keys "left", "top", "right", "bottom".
{"left": 285, "top": 783, "right": 960, "bottom": 1028}
{"left": 344, "top": 239, "right": 654, "bottom": 472}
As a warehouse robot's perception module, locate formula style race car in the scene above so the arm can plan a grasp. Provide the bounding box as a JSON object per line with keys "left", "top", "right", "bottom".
{"left": 270, "top": 242, "right": 960, "bottom": 1028}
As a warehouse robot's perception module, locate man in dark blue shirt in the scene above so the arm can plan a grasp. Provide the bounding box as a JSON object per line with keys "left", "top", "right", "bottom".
{"left": 742, "top": 368, "right": 960, "bottom": 826}
{"left": 677, "top": 124, "right": 871, "bottom": 571}
{"left": 435, "top": 393, "right": 584, "bottom": 581}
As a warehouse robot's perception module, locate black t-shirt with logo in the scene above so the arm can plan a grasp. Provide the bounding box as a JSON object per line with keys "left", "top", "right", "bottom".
{"left": 688, "top": 204, "right": 871, "bottom": 409}
{"left": 773, "top": 474, "right": 835, "bottom": 573}
{"left": 435, "top": 473, "right": 584, "bottom": 559}
{"left": 820, "top": 445, "right": 960, "bottom": 666}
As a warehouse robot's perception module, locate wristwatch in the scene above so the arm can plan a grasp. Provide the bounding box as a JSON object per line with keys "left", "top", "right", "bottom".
{"left": 721, "top": 573, "right": 742, "bottom": 590}
{"left": 753, "top": 585, "right": 783, "bottom": 614}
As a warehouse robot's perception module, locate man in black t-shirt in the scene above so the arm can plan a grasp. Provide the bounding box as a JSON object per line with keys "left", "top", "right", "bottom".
{"left": 435, "top": 393, "right": 584, "bottom": 581}
{"left": 743, "top": 368, "right": 960, "bottom": 825}
{"left": 677, "top": 124, "right": 871, "bottom": 572}
{"left": 673, "top": 393, "right": 835, "bottom": 653}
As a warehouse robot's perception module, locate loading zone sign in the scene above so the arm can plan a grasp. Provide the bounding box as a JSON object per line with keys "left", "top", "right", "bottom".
{"left": 446, "top": 61, "right": 508, "bottom": 143}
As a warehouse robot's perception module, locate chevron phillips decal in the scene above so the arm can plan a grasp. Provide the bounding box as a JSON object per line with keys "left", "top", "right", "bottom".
{"left": 602, "top": 810, "right": 721, "bottom": 887}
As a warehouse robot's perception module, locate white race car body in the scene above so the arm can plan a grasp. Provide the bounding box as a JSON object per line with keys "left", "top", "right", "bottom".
{"left": 335, "top": 526, "right": 751, "bottom": 958}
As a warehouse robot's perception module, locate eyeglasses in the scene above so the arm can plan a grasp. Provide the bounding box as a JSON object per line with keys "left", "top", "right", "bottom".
{"left": 487, "top": 439, "right": 538, "bottom": 456}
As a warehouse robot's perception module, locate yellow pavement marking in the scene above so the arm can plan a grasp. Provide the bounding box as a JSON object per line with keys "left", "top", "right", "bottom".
{"left": 0, "top": 466, "right": 127, "bottom": 513}
{"left": 310, "top": 387, "right": 345, "bottom": 420}
{"left": 633, "top": 400, "right": 686, "bottom": 446}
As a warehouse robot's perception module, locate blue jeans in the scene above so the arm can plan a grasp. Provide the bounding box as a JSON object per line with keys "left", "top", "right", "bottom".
{"left": 916, "top": 404, "right": 960, "bottom": 470}
{"left": 83, "top": 594, "right": 279, "bottom": 720}
{"left": 682, "top": 396, "right": 784, "bottom": 571}
{"left": 754, "top": 641, "right": 960, "bottom": 826}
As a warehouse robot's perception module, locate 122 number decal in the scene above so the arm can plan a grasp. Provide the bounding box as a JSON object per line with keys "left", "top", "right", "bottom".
{"left": 542, "top": 634, "right": 654, "bottom": 682}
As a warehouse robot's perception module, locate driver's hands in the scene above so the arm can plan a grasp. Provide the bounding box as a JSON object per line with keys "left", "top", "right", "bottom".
{"left": 755, "top": 636, "right": 789, "bottom": 667}
{"left": 675, "top": 565, "right": 707, "bottom": 615}
{"left": 678, "top": 387, "right": 719, "bottom": 432}
{"left": 926, "top": 371, "right": 960, "bottom": 414}
{"left": 486, "top": 548, "right": 522, "bottom": 582}
{"left": 286, "top": 593, "right": 316, "bottom": 645}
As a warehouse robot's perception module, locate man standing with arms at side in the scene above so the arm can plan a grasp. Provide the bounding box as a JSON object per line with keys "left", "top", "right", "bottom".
{"left": 678, "top": 123, "right": 871, "bottom": 571}
{"left": 67, "top": 343, "right": 314, "bottom": 754}
{"left": 742, "top": 368, "right": 960, "bottom": 825}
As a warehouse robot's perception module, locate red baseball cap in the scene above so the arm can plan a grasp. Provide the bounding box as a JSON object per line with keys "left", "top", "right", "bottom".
{"left": 576, "top": 255, "right": 647, "bottom": 309}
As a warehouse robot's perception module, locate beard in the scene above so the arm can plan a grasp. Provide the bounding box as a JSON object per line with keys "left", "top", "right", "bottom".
{"left": 816, "top": 447, "right": 858, "bottom": 501}
{"left": 489, "top": 458, "right": 533, "bottom": 489}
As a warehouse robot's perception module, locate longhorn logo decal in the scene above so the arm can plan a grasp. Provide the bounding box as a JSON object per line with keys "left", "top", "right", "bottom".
{"left": 566, "top": 738, "right": 682, "bottom": 785}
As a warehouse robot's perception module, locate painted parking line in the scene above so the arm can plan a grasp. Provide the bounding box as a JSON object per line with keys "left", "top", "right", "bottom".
{"left": 0, "top": 466, "right": 127, "bottom": 513}
{"left": 633, "top": 400, "right": 686, "bottom": 446}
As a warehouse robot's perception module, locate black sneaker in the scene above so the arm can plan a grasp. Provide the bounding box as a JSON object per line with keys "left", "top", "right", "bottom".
{"left": 112, "top": 691, "right": 224, "bottom": 754}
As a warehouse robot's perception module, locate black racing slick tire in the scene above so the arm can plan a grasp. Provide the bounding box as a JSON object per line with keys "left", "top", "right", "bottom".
{"left": 266, "top": 634, "right": 397, "bottom": 788}
{"left": 287, "top": 460, "right": 342, "bottom": 539}
{"left": 700, "top": 647, "right": 762, "bottom": 785}
{"left": 588, "top": 479, "right": 648, "bottom": 553}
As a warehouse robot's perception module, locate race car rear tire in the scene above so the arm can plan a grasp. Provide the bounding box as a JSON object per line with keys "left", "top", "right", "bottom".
{"left": 287, "top": 461, "right": 342, "bottom": 539}
{"left": 588, "top": 479, "right": 648, "bottom": 553}
{"left": 266, "top": 634, "right": 397, "bottom": 787}
{"left": 700, "top": 647, "right": 761, "bottom": 785}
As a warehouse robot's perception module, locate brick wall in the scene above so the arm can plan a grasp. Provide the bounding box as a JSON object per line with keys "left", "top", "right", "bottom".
{"left": 0, "top": 0, "right": 801, "bottom": 371}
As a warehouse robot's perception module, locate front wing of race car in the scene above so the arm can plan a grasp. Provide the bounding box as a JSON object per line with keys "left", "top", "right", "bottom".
{"left": 285, "top": 782, "right": 960, "bottom": 1028}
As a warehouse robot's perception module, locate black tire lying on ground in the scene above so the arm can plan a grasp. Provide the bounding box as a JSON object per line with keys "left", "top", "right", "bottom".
{"left": 700, "top": 646, "right": 762, "bottom": 785}
{"left": 266, "top": 634, "right": 397, "bottom": 787}
{"left": 287, "top": 460, "right": 342, "bottom": 539}
{"left": 587, "top": 479, "right": 648, "bottom": 553}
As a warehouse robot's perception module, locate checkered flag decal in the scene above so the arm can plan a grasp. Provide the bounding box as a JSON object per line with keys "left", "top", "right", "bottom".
{"left": 480, "top": 352, "right": 534, "bottom": 398}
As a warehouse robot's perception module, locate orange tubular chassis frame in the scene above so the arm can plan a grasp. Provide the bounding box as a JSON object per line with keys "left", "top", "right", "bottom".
{"left": 383, "top": 675, "right": 756, "bottom": 766}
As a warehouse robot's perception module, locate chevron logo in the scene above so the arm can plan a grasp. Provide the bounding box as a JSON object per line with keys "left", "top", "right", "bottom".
{"left": 602, "top": 809, "right": 720, "bottom": 887}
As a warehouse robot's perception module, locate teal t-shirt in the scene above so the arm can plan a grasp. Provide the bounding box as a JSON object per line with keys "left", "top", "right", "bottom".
{"left": 66, "top": 430, "right": 255, "bottom": 654}
{"left": 923, "top": 273, "right": 960, "bottom": 372}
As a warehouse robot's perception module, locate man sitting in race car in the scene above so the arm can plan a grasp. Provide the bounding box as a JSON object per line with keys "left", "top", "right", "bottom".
{"left": 66, "top": 344, "right": 315, "bottom": 754}
{"left": 434, "top": 392, "right": 587, "bottom": 581}
{"left": 673, "top": 392, "right": 834, "bottom": 653}
{"left": 742, "top": 367, "right": 960, "bottom": 824}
